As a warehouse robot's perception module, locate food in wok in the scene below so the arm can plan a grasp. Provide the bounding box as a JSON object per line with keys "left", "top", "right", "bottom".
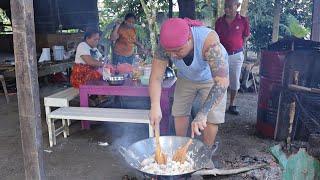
{"left": 140, "top": 154, "right": 195, "bottom": 175}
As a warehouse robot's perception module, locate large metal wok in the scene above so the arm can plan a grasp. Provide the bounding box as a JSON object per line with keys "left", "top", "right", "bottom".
{"left": 119, "top": 136, "right": 218, "bottom": 179}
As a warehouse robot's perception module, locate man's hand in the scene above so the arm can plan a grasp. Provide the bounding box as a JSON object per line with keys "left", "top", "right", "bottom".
{"left": 191, "top": 112, "right": 208, "bottom": 137}
{"left": 149, "top": 105, "right": 162, "bottom": 130}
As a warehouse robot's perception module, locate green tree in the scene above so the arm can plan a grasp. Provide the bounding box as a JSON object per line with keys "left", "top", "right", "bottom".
{"left": 286, "top": 14, "right": 309, "bottom": 38}
{"left": 195, "top": 0, "right": 217, "bottom": 27}
{"left": 100, "top": 0, "right": 145, "bottom": 28}
{"left": 247, "top": 0, "right": 311, "bottom": 52}
{"left": 282, "top": 0, "right": 312, "bottom": 29}
{"left": 247, "top": 0, "right": 274, "bottom": 52}
{"left": 100, "top": 1, "right": 168, "bottom": 44}
{"left": 100, "top": 0, "right": 168, "bottom": 27}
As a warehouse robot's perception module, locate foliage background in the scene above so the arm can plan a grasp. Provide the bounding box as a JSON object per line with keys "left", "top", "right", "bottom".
{"left": 99, "top": 0, "right": 313, "bottom": 53}
{"left": 247, "top": 0, "right": 312, "bottom": 51}
{"left": 0, "top": 0, "right": 314, "bottom": 52}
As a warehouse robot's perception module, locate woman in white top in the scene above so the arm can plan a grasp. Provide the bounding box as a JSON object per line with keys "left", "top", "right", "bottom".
{"left": 70, "top": 28, "right": 105, "bottom": 88}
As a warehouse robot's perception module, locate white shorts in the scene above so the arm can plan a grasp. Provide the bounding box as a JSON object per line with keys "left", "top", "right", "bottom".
{"left": 228, "top": 52, "right": 244, "bottom": 90}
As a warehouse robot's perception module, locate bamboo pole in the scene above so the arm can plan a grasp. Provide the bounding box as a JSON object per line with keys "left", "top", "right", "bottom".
{"left": 288, "top": 85, "right": 320, "bottom": 94}
{"left": 286, "top": 71, "right": 299, "bottom": 151}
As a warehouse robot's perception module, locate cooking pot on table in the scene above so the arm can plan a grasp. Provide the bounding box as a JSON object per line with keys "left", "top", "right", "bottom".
{"left": 119, "top": 136, "right": 218, "bottom": 179}
{"left": 106, "top": 75, "right": 125, "bottom": 86}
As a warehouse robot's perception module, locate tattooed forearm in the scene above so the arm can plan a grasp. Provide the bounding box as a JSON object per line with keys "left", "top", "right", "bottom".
{"left": 197, "top": 43, "right": 229, "bottom": 117}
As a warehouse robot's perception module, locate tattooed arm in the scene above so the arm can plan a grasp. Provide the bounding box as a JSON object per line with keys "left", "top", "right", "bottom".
{"left": 191, "top": 31, "right": 229, "bottom": 136}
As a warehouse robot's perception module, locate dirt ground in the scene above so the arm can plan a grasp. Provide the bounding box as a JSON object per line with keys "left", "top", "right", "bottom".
{"left": 0, "top": 83, "right": 281, "bottom": 180}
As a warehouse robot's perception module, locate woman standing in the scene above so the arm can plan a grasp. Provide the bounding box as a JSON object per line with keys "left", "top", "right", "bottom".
{"left": 110, "top": 13, "right": 145, "bottom": 65}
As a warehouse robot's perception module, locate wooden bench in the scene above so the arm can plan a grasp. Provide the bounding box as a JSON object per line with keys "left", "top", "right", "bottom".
{"left": 44, "top": 87, "right": 79, "bottom": 147}
{"left": 47, "top": 107, "right": 153, "bottom": 147}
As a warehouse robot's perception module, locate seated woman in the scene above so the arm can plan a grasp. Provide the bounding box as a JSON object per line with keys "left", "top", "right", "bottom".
{"left": 70, "top": 28, "right": 105, "bottom": 88}
{"left": 110, "top": 13, "right": 146, "bottom": 65}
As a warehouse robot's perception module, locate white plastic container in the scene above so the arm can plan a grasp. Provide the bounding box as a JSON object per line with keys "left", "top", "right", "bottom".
{"left": 38, "top": 48, "right": 51, "bottom": 62}
{"left": 52, "top": 46, "right": 65, "bottom": 61}
{"left": 143, "top": 66, "right": 152, "bottom": 77}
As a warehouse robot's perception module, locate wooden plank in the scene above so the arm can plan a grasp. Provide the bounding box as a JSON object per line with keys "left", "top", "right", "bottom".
{"left": 288, "top": 84, "right": 320, "bottom": 94}
{"left": 311, "top": 0, "right": 320, "bottom": 41}
{"left": 10, "top": 0, "right": 45, "bottom": 179}
{"left": 49, "top": 107, "right": 150, "bottom": 123}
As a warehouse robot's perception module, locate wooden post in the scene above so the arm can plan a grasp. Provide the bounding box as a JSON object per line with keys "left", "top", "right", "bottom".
{"left": 10, "top": 0, "right": 45, "bottom": 179}
{"left": 272, "top": 0, "right": 281, "bottom": 43}
{"left": 286, "top": 71, "right": 299, "bottom": 151}
{"left": 311, "top": 0, "right": 320, "bottom": 41}
{"left": 177, "top": 0, "right": 196, "bottom": 19}
{"left": 240, "top": 0, "right": 249, "bottom": 16}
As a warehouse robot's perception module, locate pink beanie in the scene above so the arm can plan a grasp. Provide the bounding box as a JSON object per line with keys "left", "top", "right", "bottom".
{"left": 160, "top": 18, "right": 204, "bottom": 50}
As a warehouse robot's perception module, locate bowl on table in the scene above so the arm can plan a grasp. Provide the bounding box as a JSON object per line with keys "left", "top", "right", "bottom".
{"left": 106, "top": 75, "right": 125, "bottom": 86}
